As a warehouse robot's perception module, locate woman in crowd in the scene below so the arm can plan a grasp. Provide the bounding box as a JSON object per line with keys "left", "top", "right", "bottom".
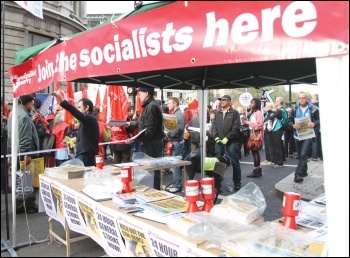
{"left": 261, "top": 102, "right": 276, "bottom": 165}
{"left": 243, "top": 98, "right": 264, "bottom": 178}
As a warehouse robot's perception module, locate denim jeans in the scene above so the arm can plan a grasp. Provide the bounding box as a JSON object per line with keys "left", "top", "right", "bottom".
{"left": 295, "top": 138, "right": 312, "bottom": 175}
{"left": 139, "top": 142, "right": 163, "bottom": 190}
{"left": 215, "top": 141, "right": 241, "bottom": 185}
{"left": 170, "top": 141, "right": 184, "bottom": 189}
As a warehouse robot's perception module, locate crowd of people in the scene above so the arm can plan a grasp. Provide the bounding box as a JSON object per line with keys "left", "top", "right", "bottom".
{"left": 1, "top": 88, "right": 322, "bottom": 213}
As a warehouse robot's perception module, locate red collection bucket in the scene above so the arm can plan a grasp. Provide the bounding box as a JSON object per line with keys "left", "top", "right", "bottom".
{"left": 95, "top": 154, "right": 105, "bottom": 169}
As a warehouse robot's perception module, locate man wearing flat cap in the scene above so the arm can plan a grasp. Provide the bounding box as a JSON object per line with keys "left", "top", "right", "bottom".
{"left": 7, "top": 94, "right": 40, "bottom": 213}
{"left": 212, "top": 94, "right": 242, "bottom": 191}
{"left": 126, "top": 87, "right": 165, "bottom": 190}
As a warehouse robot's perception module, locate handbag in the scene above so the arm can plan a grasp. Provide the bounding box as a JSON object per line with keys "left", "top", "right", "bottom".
{"left": 246, "top": 129, "right": 263, "bottom": 152}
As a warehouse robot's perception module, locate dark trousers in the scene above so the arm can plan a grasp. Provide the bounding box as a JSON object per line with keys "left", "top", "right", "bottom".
{"left": 271, "top": 130, "right": 284, "bottom": 166}
{"left": 295, "top": 138, "right": 312, "bottom": 175}
{"left": 139, "top": 142, "right": 163, "bottom": 190}
{"left": 215, "top": 142, "right": 241, "bottom": 185}
{"left": 76, "top": 153, "right": 96, "bottom": 167}
{"left": 264, "top": 132, "right": 273, "bottom": 161}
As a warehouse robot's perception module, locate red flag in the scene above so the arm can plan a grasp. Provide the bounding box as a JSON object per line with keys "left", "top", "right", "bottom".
{"left": 109, "top": 85, "right": 130, "bottom": 120}
{"left": 95, "top": 88, "right": 101, "bottom": 108}
{"left": 81, "top": 86, "right": 88, "bottom": 98}
{"left": 188, "top": 99, "right": 199, "bottom": 116}
{"left": 135, "top": 88, "right": 143, "bottom": 115}
{"left": 64, "top": 81, "right": 75, "bottom": 125}
{"left": 55, "top": 81, "right": 60, "bottom": 91}
{"left": 100, "top": 87, "right": 108, "bottom": 123}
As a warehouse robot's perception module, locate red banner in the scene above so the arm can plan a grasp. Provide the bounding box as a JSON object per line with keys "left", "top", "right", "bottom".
{"left": 9, "top": 1, "right": 349, "bottom": 97}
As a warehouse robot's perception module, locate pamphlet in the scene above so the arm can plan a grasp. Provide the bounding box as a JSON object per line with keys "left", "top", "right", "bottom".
{"left": 118, "top": 205, "right": 144, "bottom": 214}
{"left": 134, "top": 190, "right": 176, "bottom": 203}
{"left": 81, "top": 184, "right": 114, "bottom": 202}
{"left": 112, "top": 193, "right": 138, "bottom": 205}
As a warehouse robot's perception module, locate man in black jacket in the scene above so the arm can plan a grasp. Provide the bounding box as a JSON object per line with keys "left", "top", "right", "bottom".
{"left": 126, "top": 87, "right": 165, "bottom": 190}
{"left": 52, "top": 91, "right": 99, "bottom": 167}
{"left": 212, "top": 95, "right": 242, "bottom": 191}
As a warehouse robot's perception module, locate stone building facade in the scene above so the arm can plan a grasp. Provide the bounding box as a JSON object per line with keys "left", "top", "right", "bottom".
{"left": 1, "top": 1, "right": 87, "bottom": 103}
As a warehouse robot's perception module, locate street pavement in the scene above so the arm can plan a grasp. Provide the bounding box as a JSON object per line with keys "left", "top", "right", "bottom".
{"left": 1, "top": 150, "right": 324, "bottom": 257}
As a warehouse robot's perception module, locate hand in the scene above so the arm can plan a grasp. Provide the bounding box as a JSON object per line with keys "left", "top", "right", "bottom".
{"left": 24, "top": 155, "right": 31, "bottom": 165}
{"left": 52, "top": 90, "right": 63, "bottom": 104}
{"left": 125, "top": 138, "right": 134, "bottom": 144}
{"left": 221, "top": 137, "right": 228, "bottom": 145}
{"left": 215, "top": 137, "right": 221, "bottom": 143}
{"left": 124, "top": 122, "right": 130, "bottom": 128}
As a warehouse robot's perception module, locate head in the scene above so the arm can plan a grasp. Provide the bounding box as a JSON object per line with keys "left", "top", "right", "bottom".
{"left": 167, "top": 97, "right": 179, "bottom": 112}
{"left": 18, "top": 94, "right": 35, "bottom": 112}
{"left": 250, "top": 98, "right": 261, "bottom": 111}
{"left": 34, "top": 98, "right": 42, "bottom": 110}
{"left": 274, "top": 96, "right": 285, "bottom": 108}
{"left": 138, "top": 87, "right": 155, "bottom": 104}
{"left": 265, "top": 102, "right": 276, "bottom": 112}
{"left": 52, "top": 103, "right": 63, "bottom": 115}
{"left": 77, "top": 98, "right": 93, "bottom": 114}
{"left": 311, "top": 93, "right": 318, "bottom": 104}
{"left": 93, "top": 106, "right": 101, "bottom": 118}
{"left": 209, "top": 109, "right": 217, "bottom": 120}
{"left": 53, "top": 110, "right": 65, "bottom": 126}
{"left": 218, "top": 95, "right": 231, "bottom": 109}
{"left": 297, "top": 91, "right": 308, "bottom": 107}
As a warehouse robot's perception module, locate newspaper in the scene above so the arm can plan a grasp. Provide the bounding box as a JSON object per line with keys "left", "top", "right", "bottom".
{"left": 295, "top": 116, "right": 315, "bottom": 140}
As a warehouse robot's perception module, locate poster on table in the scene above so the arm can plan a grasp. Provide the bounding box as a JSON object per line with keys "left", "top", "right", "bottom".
{"left": 39, "top": 176, "right": 58, "bottom": 221}
{"left": 78, "top": 195, "right": 103, "bottom": 246}
{"left": 145, "top": 226, "right": 186, "bottom": 257}
{"left": 94, "top": 206, "right": 127, "bottom": 257}
{"left": 49, "top": 181, "right": 66, "bottom": 227}
{"left": 62, "top": 187, "right": 89, "bottom": 236}
{"left": 118, "top": 215, "right": 154, "bottom": 257}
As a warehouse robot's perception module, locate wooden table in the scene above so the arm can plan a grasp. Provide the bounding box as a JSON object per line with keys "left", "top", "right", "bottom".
{"left": 41, "top": 160, "right": 193, "bottom": 257}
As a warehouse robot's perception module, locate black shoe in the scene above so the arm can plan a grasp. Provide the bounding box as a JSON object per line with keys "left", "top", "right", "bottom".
{"left": 247, "top": 168, "right": 262, "bottom": 178}
{"left": 234, "top": 183, "right": 241, "bottom": 191}
{"left": 294, "top": 174, "right": 303, "bottom": 183}
{"left": 301, "top": 172, "right": 308, "bottom": 177}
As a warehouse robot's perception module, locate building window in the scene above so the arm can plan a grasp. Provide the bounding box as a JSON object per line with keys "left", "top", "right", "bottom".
{"left": 28, "top": 33, "right": 52, "bottom": 47}
{"left": 28, "top": 33, "right": 53, "bottom": 93}
{"left": 167, "top": 92, "right": 173, "bottom": 98}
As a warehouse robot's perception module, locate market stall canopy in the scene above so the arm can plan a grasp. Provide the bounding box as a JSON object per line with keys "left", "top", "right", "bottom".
{"left": 9, "top": 1, "right": 348, "bottom": 97}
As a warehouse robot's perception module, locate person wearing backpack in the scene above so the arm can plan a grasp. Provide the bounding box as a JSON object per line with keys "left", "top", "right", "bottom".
{"left": 267, "top": 96, "right": 288, "bottom": 169}
{"left": 285, "top": 91, "right": 320, "bottom": 183}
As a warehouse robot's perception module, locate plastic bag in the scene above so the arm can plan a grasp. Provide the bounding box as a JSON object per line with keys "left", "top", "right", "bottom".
{"left": 15, "top": 170, "right": 35, "bottom": 200}
{"left": 131, "top": 169, "right": 153, "bottom": 188}
{"left": 210, "top": 182, "right": 266, "bottom": 225}
{"left": 59, "top": 158, "right": 85, "bottom": 167}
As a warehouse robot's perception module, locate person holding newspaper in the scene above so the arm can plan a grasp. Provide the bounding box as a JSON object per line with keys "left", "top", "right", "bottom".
{"left": 125, "top": 87, "right": 165, "bottom": 190}
{"left": 286, "top": 91, "right": 320, "bottom": 183}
